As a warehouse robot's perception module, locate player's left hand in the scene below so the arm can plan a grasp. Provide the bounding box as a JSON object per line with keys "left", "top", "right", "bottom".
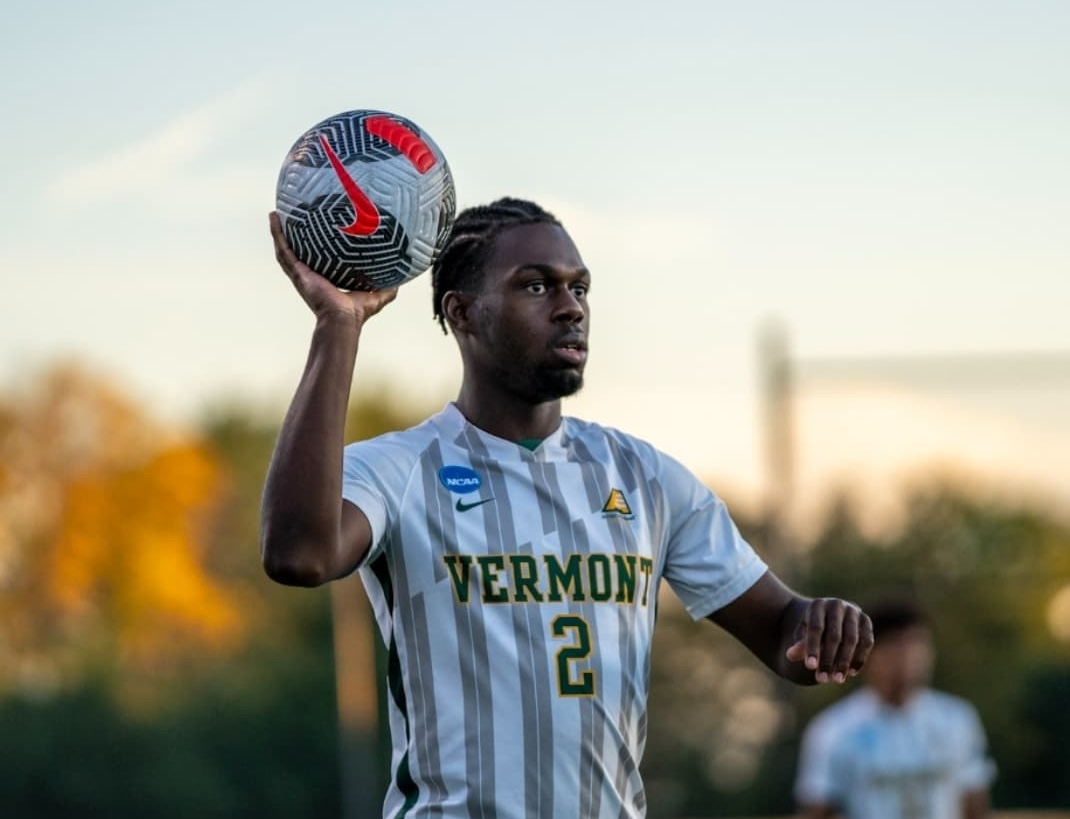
{"left": 785, "top": 598, "right": 873, "bottom": 684}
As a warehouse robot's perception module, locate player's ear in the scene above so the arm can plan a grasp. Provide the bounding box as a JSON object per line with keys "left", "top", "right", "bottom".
{"left": 443, "top": 291, "right": 475, "bottom": 335}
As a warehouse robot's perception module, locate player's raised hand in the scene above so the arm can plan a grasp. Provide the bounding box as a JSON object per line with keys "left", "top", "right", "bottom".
{"left": 269, "top": 211, "right": 398, "bottom": 324}
{"left": 785, "top": 598, "right": 873, "bottom": 684}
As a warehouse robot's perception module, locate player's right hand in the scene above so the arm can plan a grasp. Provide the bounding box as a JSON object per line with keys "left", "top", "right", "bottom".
{"left": 269, "top": 211, "right": 398, "bottom": 324}
{"left": 785, "top": 597, "right": 873, "bottom": 684}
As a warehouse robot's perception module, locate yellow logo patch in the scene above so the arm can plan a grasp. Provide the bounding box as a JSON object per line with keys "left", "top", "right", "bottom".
{"left": 601, "top": 489, "right": 634, "bottom": 518}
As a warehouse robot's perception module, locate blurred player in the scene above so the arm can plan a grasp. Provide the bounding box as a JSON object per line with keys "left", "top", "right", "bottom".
{"left": 795, "top": 599, "right": 994, "bottom": 819}
{"left": 261, "top": 197, "right": 874, "bottom": 819}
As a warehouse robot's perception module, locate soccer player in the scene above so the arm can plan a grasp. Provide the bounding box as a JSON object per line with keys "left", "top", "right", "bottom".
{"left": 262, "top": 198, "right": 874, "bottom": 819}
{"left": 794, "top": 599, "right": 995, "bottom": 819}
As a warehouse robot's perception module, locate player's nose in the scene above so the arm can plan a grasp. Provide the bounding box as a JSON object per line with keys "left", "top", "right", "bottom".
{"left": 551, "top": 288, "right": 586, "bottom": 324}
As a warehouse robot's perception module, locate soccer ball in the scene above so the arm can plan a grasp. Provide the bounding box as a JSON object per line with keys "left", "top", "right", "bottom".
{"left": 275, "top": 109, "right": 456, "bottom": 290}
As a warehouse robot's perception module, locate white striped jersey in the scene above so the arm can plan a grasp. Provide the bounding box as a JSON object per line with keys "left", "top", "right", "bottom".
{"left": 795, "top": 688, "right": 995, "bottom": 819}
{"left": 342, "top": 403, "right": 767, "bottom": 819}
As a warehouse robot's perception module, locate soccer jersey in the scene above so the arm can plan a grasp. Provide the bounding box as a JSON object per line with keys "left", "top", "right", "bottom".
{"left": 342, "top": 403, "right": 767, "bottom": 819}
{"left": 794, "top": 688, "right": 995, "bottom": 819}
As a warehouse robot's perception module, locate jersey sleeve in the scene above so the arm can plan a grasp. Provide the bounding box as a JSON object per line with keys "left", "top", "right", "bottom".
{"left": 794, "top": 710, "right": 847, "bottom": 809}
{"left": 658, "top": 452, "right": 767, "bottom": 620}
{"left": 341, "top": 437, "right": 416, "bottom": 567}
{"left": 953, "top": 699, "right": 997, "bottom": 791}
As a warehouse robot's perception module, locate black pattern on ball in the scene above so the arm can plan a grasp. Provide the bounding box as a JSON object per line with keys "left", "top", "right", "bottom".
{"left": 275, "top": 110, "right": 456, "bottom": 290}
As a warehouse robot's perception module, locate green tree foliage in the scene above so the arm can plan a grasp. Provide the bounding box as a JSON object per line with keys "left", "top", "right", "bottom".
{"left": 0, "top": 364, "right": 436, "bottom": 819}
{"left": 3, "top": 362, "right": 1067, "bottom": 816}
{"left": 1005, "top": 663, "right": 1070, "bottom": 807}
{"left": 643, "top": 486, "right": 1070, "bottom": 817}
{"left": 797, "top": 486, "right": 1070, "bottom": 810}
{"left": 0, "top": 595, "right": 340, "bottom": 819}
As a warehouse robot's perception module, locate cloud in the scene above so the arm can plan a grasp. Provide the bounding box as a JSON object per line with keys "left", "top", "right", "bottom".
{"left": 45, "top": 72, "right": 284, "bottom": 210}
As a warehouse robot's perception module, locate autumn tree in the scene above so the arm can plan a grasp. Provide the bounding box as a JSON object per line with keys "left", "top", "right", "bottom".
{"left": 0, "top": 363, "right": 245, "bottom": 698}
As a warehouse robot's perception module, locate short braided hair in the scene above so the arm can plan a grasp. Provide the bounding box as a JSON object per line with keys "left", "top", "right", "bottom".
{"left": 431, "top": 197, "right": 560, "bottom": 333}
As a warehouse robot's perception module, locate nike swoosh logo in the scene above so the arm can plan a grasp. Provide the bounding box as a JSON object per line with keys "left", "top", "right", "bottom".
{"left": 318, "top": 134, "right": 381, "bottom": 237}
{"left": 455, "top": 497, "right": 494, "bottom": 513}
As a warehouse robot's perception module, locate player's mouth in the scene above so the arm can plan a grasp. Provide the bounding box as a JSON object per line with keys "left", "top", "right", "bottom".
{"left": 552, "top": 336, "right": 588, "bottom": 366}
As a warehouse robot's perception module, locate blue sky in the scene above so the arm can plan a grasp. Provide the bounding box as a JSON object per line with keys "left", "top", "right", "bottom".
{"left": 2, "top": 1, "right": 1068, "bottom": 507}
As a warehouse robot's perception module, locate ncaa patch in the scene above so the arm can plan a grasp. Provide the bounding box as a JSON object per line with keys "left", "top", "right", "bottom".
{"left": 438, "top": 465, "right": 483, "bottom": 495}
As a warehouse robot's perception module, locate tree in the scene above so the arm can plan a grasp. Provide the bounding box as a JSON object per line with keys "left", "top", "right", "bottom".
{"left": 0, "top": 363, "right": 244, "bottom": 699}
{"left": 641, "top": 484, "right": 1070, "bottom": 816}
{"left": 795, "top": 484, "right": 1070, "bottom": 811}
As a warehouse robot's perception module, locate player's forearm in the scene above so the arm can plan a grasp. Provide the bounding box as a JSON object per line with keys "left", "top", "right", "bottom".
{"left": 799, "top": 802, "right": 841, "bottom": 819}
{"left": 962, "top": 788, "right": 990, "bottom": 819}
{"left": 260, "top": 313, "right": 362, "bottom": 585}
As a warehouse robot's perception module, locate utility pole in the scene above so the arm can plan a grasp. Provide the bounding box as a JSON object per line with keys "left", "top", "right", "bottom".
{"left": 758, "top": 330, "right": 1070, "bottom": 567}
{"left": 758, "top": 320, "right": 795, "bottom": 574}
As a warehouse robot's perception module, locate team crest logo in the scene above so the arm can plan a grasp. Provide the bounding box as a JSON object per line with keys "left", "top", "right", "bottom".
{"left": 601, "top": 488, "right": 634, "bottom": 519}
{"left": 438, "top": 465, "right": 483, "bottom": 495}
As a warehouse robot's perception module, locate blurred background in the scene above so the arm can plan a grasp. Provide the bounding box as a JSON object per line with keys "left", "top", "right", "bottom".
{"left": 1, "top": 1, "right": 1067, "bottom": 817}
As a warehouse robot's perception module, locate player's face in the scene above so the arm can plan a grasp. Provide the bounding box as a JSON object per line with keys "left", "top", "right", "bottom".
{"left": 473, "top": 222, "right": 591, "bottom": 403}
{"left": 866, "top": 626, "right": 934, "bottom": 706}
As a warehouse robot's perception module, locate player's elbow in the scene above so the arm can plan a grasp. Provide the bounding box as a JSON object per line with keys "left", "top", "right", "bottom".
{"left": 262, "top": 554, "right": 331, "bottom": 587}
{"left": 260, "top": 528, "right": 335, "bottom": 587}
{"left": 262, "top": 548, "right": 332, "bottom": 586}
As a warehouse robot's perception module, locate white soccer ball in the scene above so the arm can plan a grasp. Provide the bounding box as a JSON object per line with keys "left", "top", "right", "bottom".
{"left": 276, "top": 109, "right": 456, "bottom": 290}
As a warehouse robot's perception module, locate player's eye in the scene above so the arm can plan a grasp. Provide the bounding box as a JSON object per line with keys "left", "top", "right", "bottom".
{"left": 570, "top": 283, "right": 589, "bottom": 298}
{"left": 525, "top": 281, "right": 547, "bottom": 295}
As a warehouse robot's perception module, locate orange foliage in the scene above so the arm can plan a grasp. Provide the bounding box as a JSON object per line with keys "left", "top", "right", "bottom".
{"left": 0, "top": 363, "right": 245, "bottom": 691}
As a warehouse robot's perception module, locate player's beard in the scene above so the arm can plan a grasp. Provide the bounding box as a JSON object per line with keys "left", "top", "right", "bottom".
{"left": 530, "top": 367, "right": 584, "bottom": 403}
{"left": 485, "top": 339, "right": 586, "bottom": 404}
{"left": 491, "top": 358, "right": 584, "bottom": 404}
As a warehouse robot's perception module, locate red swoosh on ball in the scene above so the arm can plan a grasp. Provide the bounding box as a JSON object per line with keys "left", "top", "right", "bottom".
{"left": 366, "top": 115, "right": 437, "bottom": 174}
{"left": 319, "top": 134, "right": 380, "bottom": 236}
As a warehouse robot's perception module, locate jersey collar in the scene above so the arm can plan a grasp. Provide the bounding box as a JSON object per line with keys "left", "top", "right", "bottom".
{"left": 437, "top": 402, "right": 569, "bottom": 461}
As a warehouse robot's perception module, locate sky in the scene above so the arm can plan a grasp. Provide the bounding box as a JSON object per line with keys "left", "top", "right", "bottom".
{"left": 2, "top": 0, "right": 1068, "bottom": 512}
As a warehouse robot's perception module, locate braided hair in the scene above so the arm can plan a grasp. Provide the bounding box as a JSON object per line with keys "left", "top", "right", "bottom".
{"left": 431, "top": 197, "right": 561, "bottom": 333}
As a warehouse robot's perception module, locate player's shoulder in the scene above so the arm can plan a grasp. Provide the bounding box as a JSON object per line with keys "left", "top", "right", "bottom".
{"left": 342, "top": 410, "right": 445, "bottom": 471}
{"left": 808, "top": 688, "right": 880, "bottom": 733}
{"left": 563, "top": 415, "right": 726, "bottom": 511}
{"left": 564, "top": 415, "right": 676, "bottom": 468}
{"left": 917, "top": 688, "right": 982, "bottom": 721}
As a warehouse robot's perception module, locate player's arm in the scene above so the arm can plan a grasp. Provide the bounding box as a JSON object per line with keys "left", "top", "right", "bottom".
{"left": 962, "top": 787, "right": 990, "bottom": 819}
{"left": 794, "top": 708, "right": 847, "bottom": 819}
{"left": 708, "top": 571, "right": 873, "bottom": 684}
{"left": 960, "top": 704, "right": 994, "bottom": 819}
{"left": 798, "top": 803, "right": 842, "bottom": 819}
{"left": 260, "top": 212, "right": 396, "bottom": 587}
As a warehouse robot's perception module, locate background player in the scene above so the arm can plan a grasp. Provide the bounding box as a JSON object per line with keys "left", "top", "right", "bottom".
{"left": 795, "top": 598, "right": 994, "bottom": 819}
{"left": 261, "top": 197, "right": 874, "bottom": 818}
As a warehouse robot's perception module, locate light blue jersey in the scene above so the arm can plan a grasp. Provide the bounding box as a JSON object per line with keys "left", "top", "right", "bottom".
{"left": 795, "top": 688, "right": 995, "bottom": 819}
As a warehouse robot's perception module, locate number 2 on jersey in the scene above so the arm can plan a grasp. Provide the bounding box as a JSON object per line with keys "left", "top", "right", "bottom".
{"left": 551, "top": 615, "right": 595, "bottom": 696}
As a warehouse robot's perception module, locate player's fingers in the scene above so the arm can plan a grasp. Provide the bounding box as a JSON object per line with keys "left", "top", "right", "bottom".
{"left": 785, "top": 639, "right": 807, "bottom": 663}
{"left": 827, "top": 606, "right": 860, "bottom": 684}
{"left": 849, "top": 611, "right": 875, "bottom": 677}
{"left": 800, "top": 598, "right": 826, "bottom": 674}
{"left": 270, "top": 212, "right": 304, "bottom": 278}
{"left": 269, "top": 212, "right": 290, "bottom": 263}
{"left": 269, "top": 213, "right": 345, "bottom": 309}
{"left": 817, "top": 599, "right": 848, "bottom": 679}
